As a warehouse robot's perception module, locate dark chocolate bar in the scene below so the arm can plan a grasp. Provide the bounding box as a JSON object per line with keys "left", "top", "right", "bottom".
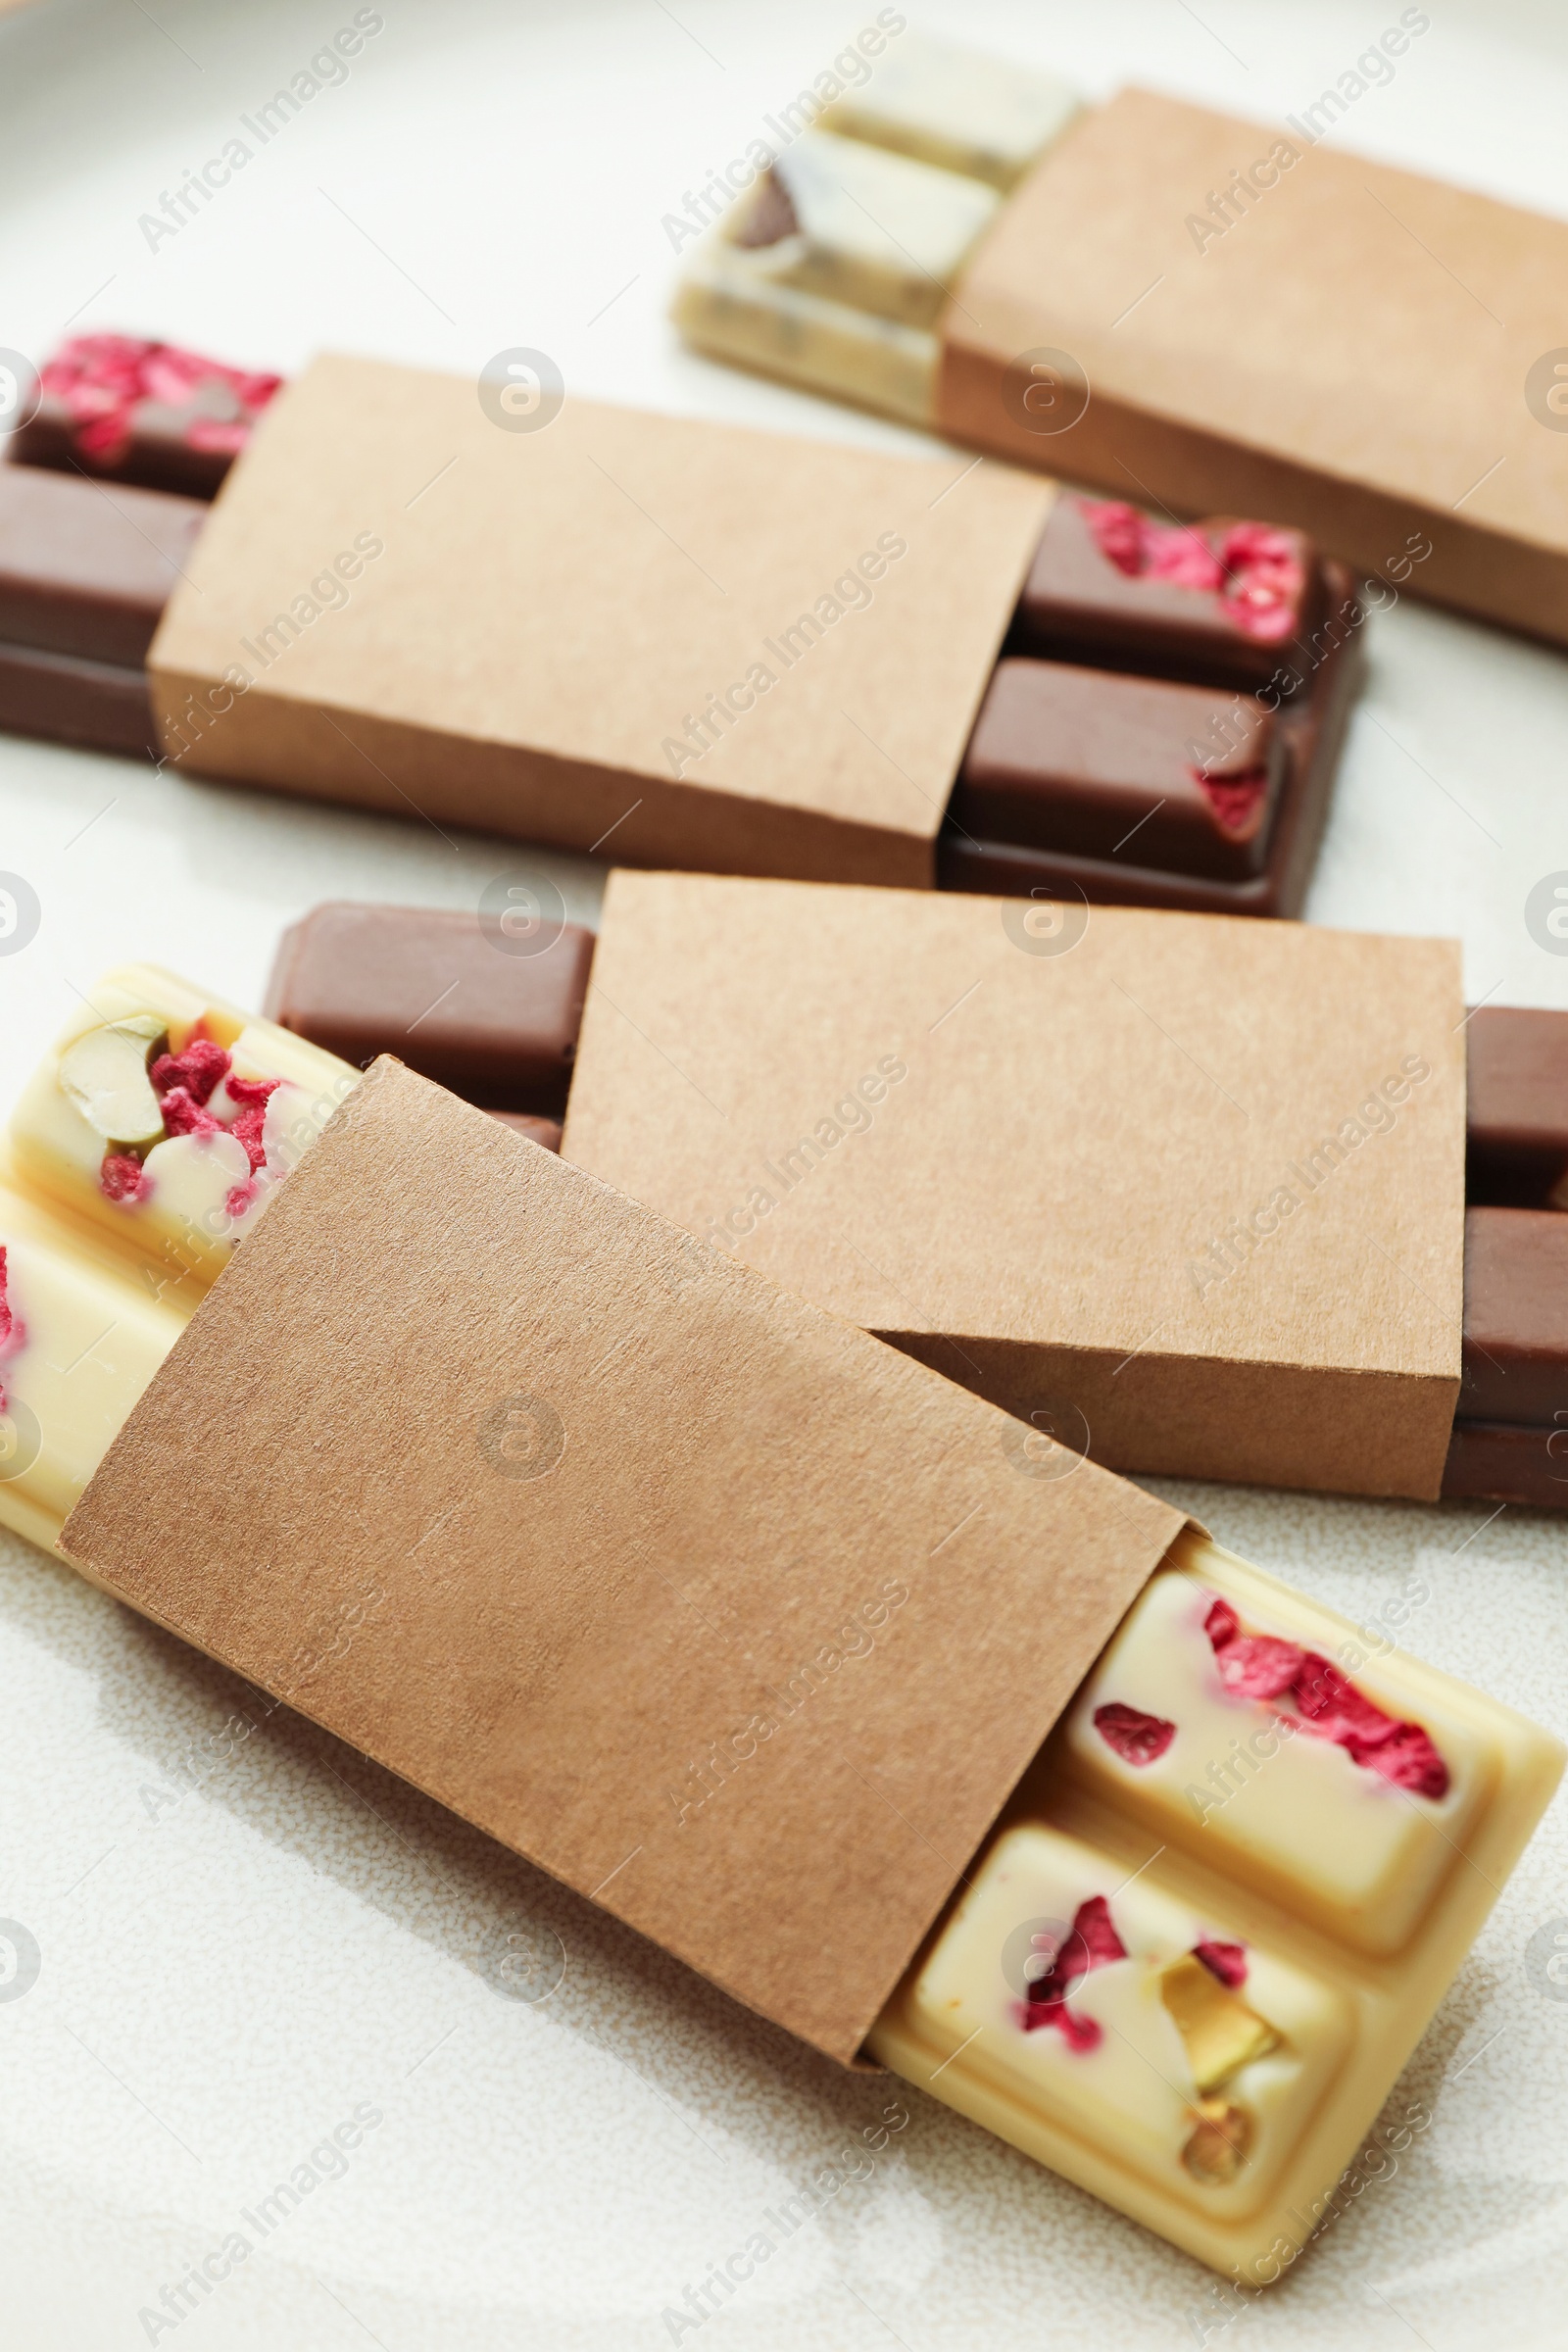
{"left": 951, "top": 659, "right": 1284, "bottom": 881}
{"left": 0, "top": 465, "right": 203, "bottom": 759}
{"left": 265, "top": 903, "right": 594, "bottom": 1116}
{"left": 0, "top": 464, "right": 203, "bottom": 666}
{"left": 941, "top": 557, "right": 1361, "bottom": 919}
{"left": 1458, "top": 1207, "right": 1568, "bottom": 1424}
{"left": 8, "top": 333, "right": 281, "bottom": 500}
{"left": 1444, "top": 1205, "right": 1568, "bottom": 1507}
{"left": 1465, "top": 1006, "right": 1568, "bottom": 1209}
{"left": 1013, "top": 498, "right": 1320, "bottom": 690}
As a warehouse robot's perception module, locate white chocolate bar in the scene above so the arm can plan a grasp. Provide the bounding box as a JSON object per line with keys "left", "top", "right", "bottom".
{"left": 672, "top": 244, "right": 941, "bottom": 424}
{"left": 672, "top": 38, "right": 1081, "bottom": 417}
{"left": 870, "top": 1531, "right": 1563, "bottom": 2278}
{"left": 0, "top": 967, "right": 358, "bottom": 1551}
{"left": 817, "top": 32, "right": 1080, "bottom": 191}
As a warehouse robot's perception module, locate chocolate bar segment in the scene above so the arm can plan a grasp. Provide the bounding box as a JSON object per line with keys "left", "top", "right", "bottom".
{"left": 266, "top": 903, "right": 594, "bottom": 1116}
{"left": 9, "top": 333, "right": 282, "bottom": 499}
{"left": 952, "top": 659, "right": 1283, "bottom": 881}
{"left": 0, "top": 640, "right": 158, "bottom": 760}
{"left": 1015, "top": 498, "right": 1320, "bottom": 691}
{"left": 1444, "top": 1203, "right": 1568, "bottom": 1504}
{"left": 0, "top": 464, "right": 203, "bottom": 665}
{"left": 1458, "top": 1206, "right": 1568, "bottom": 1425}
{"left": 1465, "top": 1006, "right": 1568, "bottom": 1208}
{"left": 941, "top": 559, "right": 1361, "bottom": 917}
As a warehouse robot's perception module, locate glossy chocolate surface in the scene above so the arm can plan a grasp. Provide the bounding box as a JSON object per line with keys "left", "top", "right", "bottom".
{"left": 0, "top": 463, "right": 203, "bottom": 665}
{"left": 952, "top": 659, "right": 1282, "bottom": 881}
{"left": 266, "top": 903, "right": 595, "bottom": 1115}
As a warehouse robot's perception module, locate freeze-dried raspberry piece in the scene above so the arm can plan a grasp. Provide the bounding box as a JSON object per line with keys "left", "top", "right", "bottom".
{"left": 1079, "top": 498, "right": 1225, "bottom": 591}
{"left": 1348, "top": 1722, "right": 1450, "bottom": 1800}
{"left": 1194, "top": 766, "right": 1270, "bottom": 835}
{"left": 100, "top": 1152, "right": 151, "bottom": 1202}
{"left": 1022, "top": 1894, "right": 1127, "bottom": 2051}
{"left": 1194, "top": 1938, "right": 1248, "bottom": 1988}
{"left": 1214, "top": 1635, "right": 1304, "bottom": 1702}
{"left": 222, "top": 1074, "right": 279, "bottom": 1110}
{"left": 1291, "top": 1652, "right": 1396, "bottom": 1742}
{"left": 1070, "top": 1895, "right": 1128, "bottom": 1972}
{"left": 1094, "top": 1701, "right": 1176, "bottom": 1765}
{"left": 151, "top": 1037, "right": 229, "bottom": 1106}
{"left": 1080, "top": 498, "right": 1147, "bottom": 576}
{"left": 1218, "top": 522, "right": 1306, "bottom": 644}
{"left": 1204, "top": 1597, "right": 1240, "bottom": 1650}
{"left": 0, "top": 1246, "right": 11, "bottom": 1351}
{"left": 1291, "top": 1653, "right": 1449, "bottom": 1796}
{"left": 158, "top": 1086, "right": 220, "bottom": 1139}
{"left": 223, "top": 1179, "right": 261, "bottom": 1223}
{"left": 227, "top": 1105, "right": 269, "bottom": 1173}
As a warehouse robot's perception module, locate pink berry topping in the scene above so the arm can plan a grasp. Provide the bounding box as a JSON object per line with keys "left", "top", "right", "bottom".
{"left": 1021, "top": 1894, "right": 1128, "bottom": 2051}
{"left": 1192, "top": 766, "right": 1270, "bottom": 836}
{"left": 0, "top": 1244, "right": 18, "bottom": 1411}
{"left": 1079, "top": 499, "right": 1306, "bottom": 644}
{"left": 1204, "top": 1598, "right": 1450, "bottom": 1799}
{"left": 37, "top": 334, "right": 282, "bottom": 465}
{"left": 93, "top": 1022, "right": 289, "bottom": 1219}
{"left": 99, "top": 1152, "right": 152, "bottom": 1203}
{"left": 1093, "top": 1700, "right": 1176, "bottom": 1766}
{"left": 1194, "top": 1938, "right": 1248, "bottom": 1988}
{"left": 150, "top": 1037, "right": 230, "bottom": 1106}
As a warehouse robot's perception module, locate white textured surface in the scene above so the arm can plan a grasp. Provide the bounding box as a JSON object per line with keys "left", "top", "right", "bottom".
{"left": 1, "top": 2, "right": 1566, "bottom": 2345}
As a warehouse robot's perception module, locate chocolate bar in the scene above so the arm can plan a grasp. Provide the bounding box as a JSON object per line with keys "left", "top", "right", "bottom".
{"left": 1465, "top": 1005, "right": 1568, "bottom": 1209}
{"left": 265, "top": 903, "right": 594, "bottom": 1117}
{"left": 1440, "top": 1011, "right": 1568, "bottom": 1505}
{"left": 1442, "top": 1204, "right": 1568, "bottom": 1508}
{"left": 0, "top": 464, "right": 205, "bottom": 758}
{"left": 7, "top": 333, "right": 281, "bottom": 499}
{"left": 3, "top": 991, "right": 1558, "bottom": 2278}
{"left": 875, "top": 1528, "right": 1560, "bottom": 2266}
{"left": 673, "top": 32, "right": 1079, "bottom": 423}
{"left": 943, "top": 498, "right": 1360, "bottom": 917}
{"left": 0, "top": 967, "right": 355, "bottom": 1549}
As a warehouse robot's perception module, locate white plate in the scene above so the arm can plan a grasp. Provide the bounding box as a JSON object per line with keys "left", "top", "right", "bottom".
{"left": 1, "top": 2, "right": 1566, "bottom": 2343}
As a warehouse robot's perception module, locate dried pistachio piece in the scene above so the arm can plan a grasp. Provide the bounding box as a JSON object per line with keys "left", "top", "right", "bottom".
{"left": 1182, "top": 2097, "right": 1254, "bottom": 2185}
{"left": 58, "top": 1015, "right": 169, "bottom": 1150}
{"left": 1161, "top": 1951, "right": 1280, "bottom": 2093}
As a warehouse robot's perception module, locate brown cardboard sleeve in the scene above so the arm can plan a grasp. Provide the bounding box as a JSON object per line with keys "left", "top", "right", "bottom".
{"left": 562, "top": 873, "right": 1467, "bottom": 1501}
{"left": 59, "top": 1060, "right": 1181, "bottom": 2067}
{"left": 940, "top": 88, "right": 1568, "bottom": 647}
{"left": 148, "top": 355, "right": 1052, "bottom": 885}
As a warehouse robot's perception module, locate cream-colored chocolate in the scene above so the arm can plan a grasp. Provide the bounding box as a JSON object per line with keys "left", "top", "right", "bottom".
{"left": 817, "top": 33, "right": 1080, "bottom": 191}
{"left": 0, "top": 968, "right": 358, "bottom": 1552}
{"left": 672, "top": 47, "right": 1079, "bottom": 419}
{"left": 1063, "top": 1539, "right": 1490, "bottom": 1954}
{"left": 6, "top": 964, "right": 358, "bottom": 1286}
{"left": 0, "top": 1188, "right": 190, "bottom": 1552}
{"left": 672, "top": 244, "right": 940, "bottom": 425}
{"left": 879, "top": 1821, "right": 1351, "bottom": 2216}
{"left": 739, "top": 131, "right": 999, "bottom": 328}
{"left": 871, "top": 1532, "right": 1563, "bottom": 2278}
